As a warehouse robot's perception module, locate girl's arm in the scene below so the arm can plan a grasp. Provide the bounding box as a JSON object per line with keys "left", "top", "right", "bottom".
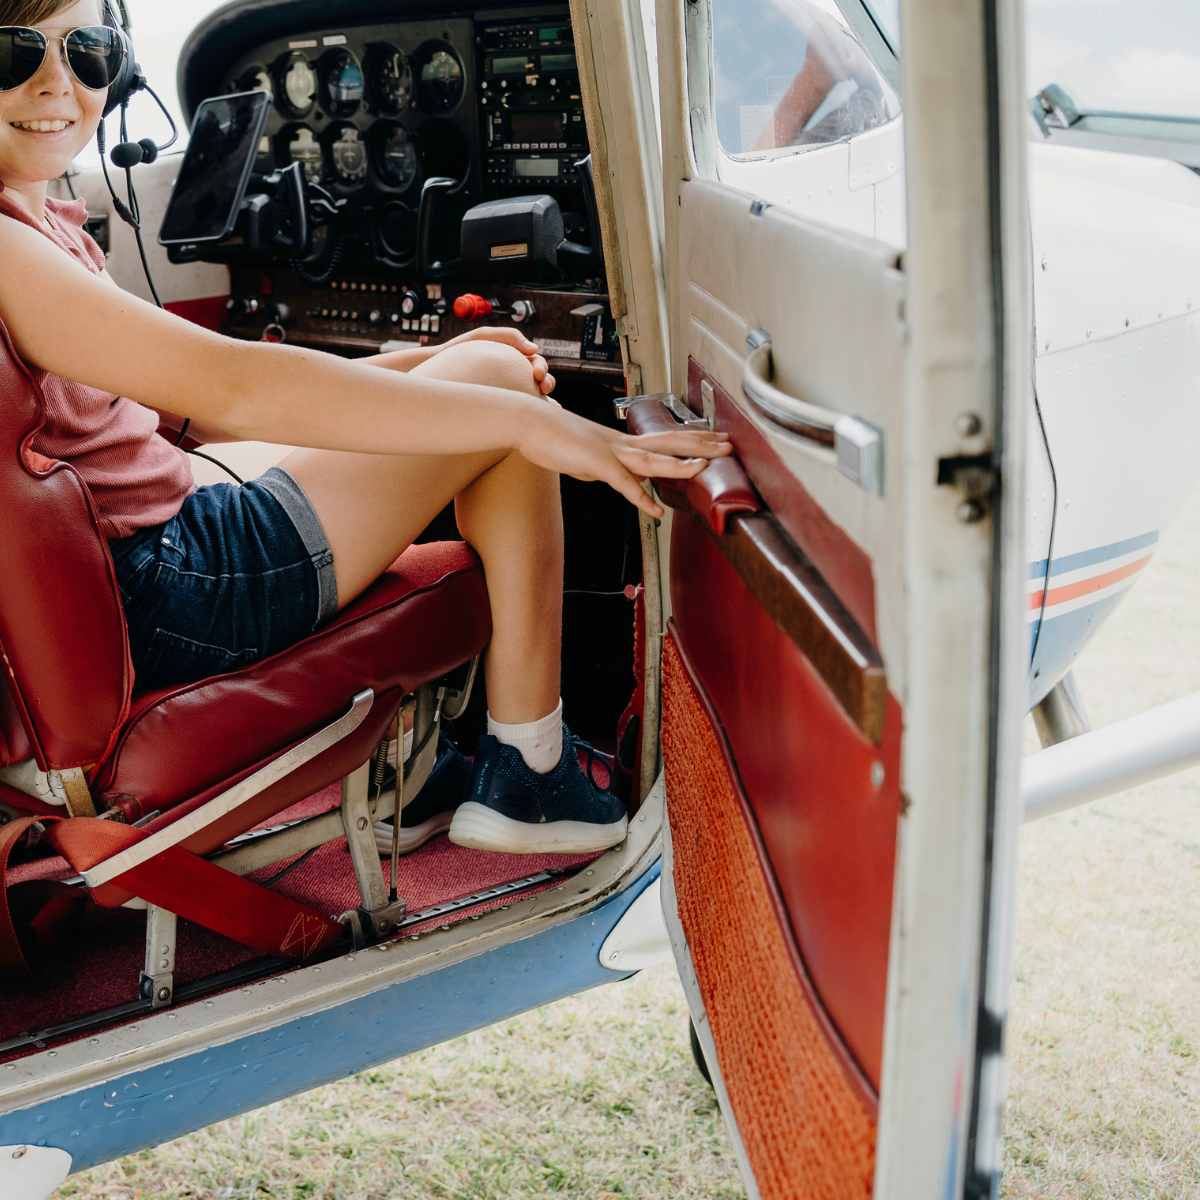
{"left": 0, "top": 218, "right": 728, "bottom": 516}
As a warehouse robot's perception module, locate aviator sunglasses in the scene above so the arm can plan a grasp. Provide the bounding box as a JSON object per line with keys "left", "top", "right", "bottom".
{"left": 0, "top": 24, "right": 125, "bottom": 93}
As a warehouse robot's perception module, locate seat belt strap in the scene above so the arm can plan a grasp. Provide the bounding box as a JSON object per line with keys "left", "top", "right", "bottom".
{"left": 0, "top": 817, "right": 86, "bottom": 978}
{"left": 0, "top": 816, "right": 343, "bottom": 980}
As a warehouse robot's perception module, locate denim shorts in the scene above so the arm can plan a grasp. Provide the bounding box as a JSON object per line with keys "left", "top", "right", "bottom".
{"left": 109, "top": 467, "right": 338, "bottom": 690}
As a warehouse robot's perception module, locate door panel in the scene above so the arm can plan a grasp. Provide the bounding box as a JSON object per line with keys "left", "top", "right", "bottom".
{"left": 670, "top": 511, "right": 901, "bottom": 1084}
{"left": 645, "top": 0, "right": 1031, "bottom": 1188}
{"left": 662, "top": 633, "right": 877, "bottom": 1199}
{"left": 655, "top": 174, "right": 908, "bottom": 1196}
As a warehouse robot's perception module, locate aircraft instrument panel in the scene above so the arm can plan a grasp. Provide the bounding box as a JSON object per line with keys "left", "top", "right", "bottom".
{"left": 205, "top": 4, "right": 616, "bottom": 372}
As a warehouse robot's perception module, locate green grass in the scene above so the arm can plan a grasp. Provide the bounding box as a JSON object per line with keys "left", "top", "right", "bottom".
{"left": 58, "top": 963, "right": 746, "bottom": 1200}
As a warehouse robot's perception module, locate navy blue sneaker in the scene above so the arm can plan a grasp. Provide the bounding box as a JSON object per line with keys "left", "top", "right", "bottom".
{"left": 449, "top": 726, "right": 628, "bottom": 854}
{"left": 373, "top": 733, "right": 473, "bottom": 856}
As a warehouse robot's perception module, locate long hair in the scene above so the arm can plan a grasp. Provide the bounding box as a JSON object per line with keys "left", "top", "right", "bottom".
{"left": 0, "top": 0, "right": 93, "bottom": 26}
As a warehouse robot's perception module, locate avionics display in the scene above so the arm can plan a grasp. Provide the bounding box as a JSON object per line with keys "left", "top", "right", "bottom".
{"left": 513, "top": 157, "right": 560, "bottom": 177}
{"left": 491, "top": 55, "right": 531, "bottom": 74}
{"left": 510, "top": 111, "right": 565, "bottom": 142}
{"left": 539, "top": 52, "right": 576, "bottom": 71}
{"left": 160, "top": 91, "right": 272, "bottom": 244}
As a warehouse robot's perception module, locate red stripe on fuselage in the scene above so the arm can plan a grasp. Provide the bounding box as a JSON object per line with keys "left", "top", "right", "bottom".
{"left": 1028, "top": 554, "right": 1152, "bottom": 611}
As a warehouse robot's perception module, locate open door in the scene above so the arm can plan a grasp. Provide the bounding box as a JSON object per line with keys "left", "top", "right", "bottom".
{"left": 570, "top": 0, "right": 1031, "bottom": 1195}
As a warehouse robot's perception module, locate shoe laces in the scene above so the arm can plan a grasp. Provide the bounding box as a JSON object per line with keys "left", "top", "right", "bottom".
{"left": 566, "top": 727, "right": 615, "bottom": 794}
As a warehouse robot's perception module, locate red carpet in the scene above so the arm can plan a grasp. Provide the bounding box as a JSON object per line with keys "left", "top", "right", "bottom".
{"left": 0, "top": 780, "right": 602, "bottom": 1060}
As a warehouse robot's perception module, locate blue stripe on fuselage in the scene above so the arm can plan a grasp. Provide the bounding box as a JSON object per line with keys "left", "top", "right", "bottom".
{"left": 1028, "top": 529, "right": 1159, "bottom": 581}
{"left": 1028, "top": 591, "right": 1124, "bottom": 707}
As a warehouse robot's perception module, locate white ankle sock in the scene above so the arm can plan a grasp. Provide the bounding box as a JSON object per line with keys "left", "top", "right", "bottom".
{"left": 386, "top": 726, "right": 415, "bottom": 770}
{"left": 488, "top": 700, "right": 564, "bottom": 774}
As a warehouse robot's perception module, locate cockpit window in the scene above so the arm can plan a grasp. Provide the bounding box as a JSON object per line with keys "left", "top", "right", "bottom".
{"left": 1027, "top": 0, "right": 1200, "bottom": 121}
{"left": 711, "top": 0, "right": 899, "bottom": 159}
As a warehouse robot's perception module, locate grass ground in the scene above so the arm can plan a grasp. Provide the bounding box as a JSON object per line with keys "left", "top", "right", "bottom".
{"left": 59, "top": 483, "right": 1200, "bottom": 1199}
{"left": 1000, "top": 480, "right": 1200, "bottom": 1197}
{"left": 56, "top": 963, "right": 744, "bottom": 1200}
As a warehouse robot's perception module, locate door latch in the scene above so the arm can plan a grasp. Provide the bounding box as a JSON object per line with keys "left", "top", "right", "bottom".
{"left": 937, "top": 453, "right": 997, "bottom": 523}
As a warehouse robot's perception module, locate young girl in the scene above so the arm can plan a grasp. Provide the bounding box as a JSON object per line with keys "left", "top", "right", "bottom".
{"left": 0, "top": 0, "right": 729, "bottom": 854}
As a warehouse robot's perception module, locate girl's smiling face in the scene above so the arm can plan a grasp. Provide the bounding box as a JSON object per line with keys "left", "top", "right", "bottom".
{"left": 0, "top": 0, "right": 109, "bottom": 188}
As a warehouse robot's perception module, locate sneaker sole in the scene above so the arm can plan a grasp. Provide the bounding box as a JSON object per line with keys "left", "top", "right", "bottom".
{"left": 373, "top": 810, "right": 456, "bottom": 857}
{"left": 447, "top": 801, "right": 628, "bottom": 855}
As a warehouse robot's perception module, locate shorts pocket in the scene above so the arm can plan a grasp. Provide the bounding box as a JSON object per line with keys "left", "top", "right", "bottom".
{"left": 137, "top": 627, "right": 259, "bottom": 689}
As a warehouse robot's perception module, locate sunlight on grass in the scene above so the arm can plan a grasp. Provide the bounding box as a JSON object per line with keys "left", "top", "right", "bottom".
{"left": 59, "top": 963, "right": 745, "bottom": 1199}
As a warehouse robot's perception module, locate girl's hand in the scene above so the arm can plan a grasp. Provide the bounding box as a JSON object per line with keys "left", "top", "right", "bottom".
{"left": 516, "top": 404, "right": 733, "bottom": 517}
{"left": 439, "top": 326, "right": 556, "bottom": 396}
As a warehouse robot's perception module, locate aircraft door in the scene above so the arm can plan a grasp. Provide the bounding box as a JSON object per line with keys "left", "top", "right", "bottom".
{"left": 642, "top": 1, "right": 1032, "bottom": 1197}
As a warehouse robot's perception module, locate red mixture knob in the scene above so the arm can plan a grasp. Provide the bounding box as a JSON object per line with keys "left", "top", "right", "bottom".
{"left": 453, "top": 293, "right": 494, "bottom": 320}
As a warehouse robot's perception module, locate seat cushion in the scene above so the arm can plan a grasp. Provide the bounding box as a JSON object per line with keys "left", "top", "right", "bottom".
{"left": 91, "top": 541, "right": 489, "bottom": 857}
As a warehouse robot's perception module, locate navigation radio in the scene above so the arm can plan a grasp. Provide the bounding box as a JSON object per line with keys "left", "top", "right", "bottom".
{"left": 478, "top": 15, "right": 586, "bottom": 195}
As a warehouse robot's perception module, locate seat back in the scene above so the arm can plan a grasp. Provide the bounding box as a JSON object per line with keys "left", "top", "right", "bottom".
{"left": 0, "top": 319, "right": 132, "bottom": 772}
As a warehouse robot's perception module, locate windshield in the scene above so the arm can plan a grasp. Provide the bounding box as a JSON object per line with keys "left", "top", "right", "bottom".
{"left": 1027, "top": 0, "right": 1200, "bottom": 119}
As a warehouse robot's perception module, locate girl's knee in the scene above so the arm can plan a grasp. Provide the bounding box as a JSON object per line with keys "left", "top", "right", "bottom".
{"left": 427, "top": 340, "right": 541, "bottom": 398}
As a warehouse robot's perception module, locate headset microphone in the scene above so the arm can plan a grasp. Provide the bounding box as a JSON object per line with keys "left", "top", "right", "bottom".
{"left": 108, "top": 136, "right": 159, "bottom": 169}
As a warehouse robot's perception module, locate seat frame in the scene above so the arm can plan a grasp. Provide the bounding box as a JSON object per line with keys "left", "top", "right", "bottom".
{"left": 130, "top": 657, "right": 478, "bottom": 1006}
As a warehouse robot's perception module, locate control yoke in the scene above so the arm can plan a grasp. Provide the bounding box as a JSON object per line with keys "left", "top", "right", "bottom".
{"left": 166, "top": 162, "right": 346, "bottom": 266}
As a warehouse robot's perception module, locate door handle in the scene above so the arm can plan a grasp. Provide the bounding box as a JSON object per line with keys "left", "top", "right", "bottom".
{"left": 742, "top": 330, "right": 883, "bottom": 494}
{"left": 621, "top": 394, "right": 887, "bottom": 742}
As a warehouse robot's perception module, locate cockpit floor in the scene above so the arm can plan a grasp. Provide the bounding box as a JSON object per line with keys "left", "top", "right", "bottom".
{"left": 0, "top": 782, "right": 600, "bottom": 1061}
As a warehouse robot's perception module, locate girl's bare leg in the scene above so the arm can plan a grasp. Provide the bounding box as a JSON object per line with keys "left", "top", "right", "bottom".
{"left": 278, "top": 339, "right": 563, "bottom": 724}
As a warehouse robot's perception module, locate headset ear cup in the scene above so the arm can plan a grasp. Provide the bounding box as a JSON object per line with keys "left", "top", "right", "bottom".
{"left": 102, "top": 20, "right": 137, "bottom": 117}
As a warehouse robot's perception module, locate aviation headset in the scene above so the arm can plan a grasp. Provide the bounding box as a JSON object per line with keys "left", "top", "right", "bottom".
{"left": 96, "top": 0, "right": 177, "bottom": 166}
{"left": 99, "top": 0, "right": 136, "bottom": 116}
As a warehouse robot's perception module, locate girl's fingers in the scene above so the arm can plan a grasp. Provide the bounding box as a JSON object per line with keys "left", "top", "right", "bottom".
{"left": 632, "top": 430, "right": 731, "bottom": 458}
{"left": 613, "top": 474, "right": 664, "bottom": 517}
{"left": 617, "top": 447, "right": 711, "bottom": 480}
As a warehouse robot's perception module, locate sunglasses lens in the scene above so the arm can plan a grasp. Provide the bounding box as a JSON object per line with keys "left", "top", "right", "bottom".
{"left": 0, "top": 27, "right": 48, "bottom": 91}
{"left": 64, "top": 25, "right": 122, "bottom": 91}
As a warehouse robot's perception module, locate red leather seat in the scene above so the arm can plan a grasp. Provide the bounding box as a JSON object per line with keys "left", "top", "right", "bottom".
{"left": 0, "top": 319, "right": 491, "bottom": 848}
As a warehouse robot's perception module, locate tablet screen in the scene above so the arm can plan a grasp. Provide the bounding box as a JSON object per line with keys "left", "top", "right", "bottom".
{"left": 159, "top": 91, "right": 273, "bottom": 245}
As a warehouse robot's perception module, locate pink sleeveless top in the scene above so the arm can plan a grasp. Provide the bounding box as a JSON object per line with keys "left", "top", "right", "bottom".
{"left": 0, "top": 184, "right": 194, "bottom": 540}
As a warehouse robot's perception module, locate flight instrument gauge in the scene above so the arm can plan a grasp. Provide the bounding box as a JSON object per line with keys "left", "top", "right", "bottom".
{"left": 281, "top": 125, "right": 323, "bottom": 182}
{"left": 322, "top": 49, "right": 364, "bottom": 116}
{"left": 276, "top": 52, "right": 316, "bottom": 115}
{"left": 415, "top": 43, "right": 464, "bottom": 111}
{"left": 330, "top": 125, "right": 368, "bottom": 185}
{"left": 367, "top": 45, "right": 412, "bottom": 114}
{"left": 375, "top": 123, "right": 417, "bottom": 190}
